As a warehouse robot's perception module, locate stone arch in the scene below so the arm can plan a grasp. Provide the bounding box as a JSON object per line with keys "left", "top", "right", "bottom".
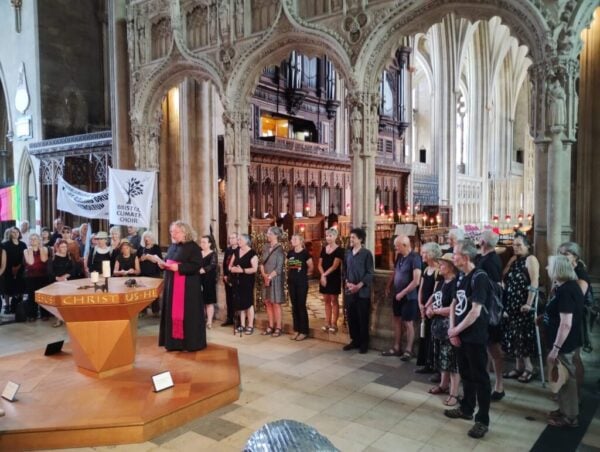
{"left": 134, "top": 60, "right": 224, "bottom": 127}
{"left": 355, "top": 1, "right": 549, "bottom": 93}
{"left": 17, "top": 151, "right": 37, "bottom": 224}
{"left": 226, "top": 28, "right": 353, "bottom": 112}
{"left": 0, "top": 62, "right": 13, "bottom": 138}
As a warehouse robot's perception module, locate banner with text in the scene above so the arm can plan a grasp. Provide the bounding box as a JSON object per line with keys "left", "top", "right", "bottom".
{"left": 57, "top": 177, "right": 109, "bottom": 219}
{"left": 108, "top": 168, "right": 156, "bottom": 228}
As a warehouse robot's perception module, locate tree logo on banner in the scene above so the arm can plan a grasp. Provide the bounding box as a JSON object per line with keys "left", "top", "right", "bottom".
{"left": 126, "top": 178, "right": 144, "bottom": 205}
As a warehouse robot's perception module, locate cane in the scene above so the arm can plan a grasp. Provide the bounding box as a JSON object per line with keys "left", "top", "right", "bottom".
{"left": 533, "top": 289, "right": 546, "bottom": 387}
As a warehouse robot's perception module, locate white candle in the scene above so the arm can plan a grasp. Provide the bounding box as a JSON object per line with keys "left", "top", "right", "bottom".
{"left": 90, "top": 272, "right": 99, "bottom": 283}
{"left": 102, "top": 261, "right": 111, "bottom": 278}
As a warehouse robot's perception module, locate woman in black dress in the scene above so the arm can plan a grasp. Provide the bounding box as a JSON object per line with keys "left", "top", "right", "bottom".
{"left": 199, "top": 235, "right": 218, "bottom": 329}
{"left": 50, "top": 239, "right": 75, "bottom": 327}
{"left": 138, "top": 230, "right": 162, "bottom": 316}
{"left": 416, "top": 242, "right": 442, "bottom": 373}
{"left": 113, "top": 240, "right": 140, "bottom": 277}
{"left": 157, "top": 221, "right": 206, "bottom": 352}
{"left": 87, "top": 231, "right": 112, "bottom": 274}
{"left": 318, "top": 228, "right": 344, "bottom": 333}
{"left": 288, "top": 234, "right": 313, "bottom": 341}
{"left": 229, "top": 234, "right": 258, "bottom": 335}
{"left": 2, "top": 227, "right": 27, "bottom": 314}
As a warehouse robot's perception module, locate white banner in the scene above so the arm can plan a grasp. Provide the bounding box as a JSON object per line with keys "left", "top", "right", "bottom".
{"left": 57, "top": 177, "right": 109, "bottom": 219}
{"left": 108, "top": 168, "right": 156, "bottom": 228}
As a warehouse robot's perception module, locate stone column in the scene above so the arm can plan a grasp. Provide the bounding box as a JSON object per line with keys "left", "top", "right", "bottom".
{"left": 223, "top": 110, "right": 250, "bottom": 235}
{"left": 348, "top": 91, "right": 378, "bottom": 253}
{"left": 108, "top": 0, "right": 131, "bottom": 168}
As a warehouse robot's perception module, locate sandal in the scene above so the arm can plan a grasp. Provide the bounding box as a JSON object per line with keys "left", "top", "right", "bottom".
{"left": 244, "top": 326, "right": 254, "bottom": 335}
{"left": 518, "top": 370, "right": 534, "bottom": 383}
{"left": 400, "top": 351, "right": 413, "bottom": 362}
{"left": 261, "top": 327, "right": 274, "bottom": 336}
{"left": 328, "top": 326, "right": 338, "bottom": 333}
{"left": 381, "top": 348, "right": 401, "bottom": 357}
{"left": 295, "top": 333, "right": 307, "bottom": 341}
{"left": 290, "top": 333, "right": 299, "bottom": 341}
{"left": 321, "top": 325, "right": 331, "bottom": 332}
{"left": 503, "top": 369, "right": 523, "bottom": 379}
{"left": 428, "top": 385, "right": 449, "bottom": 395}
{"left": 444, "top": 395, "right": 459, "bottom": 406}
{"left": 272, "top": 328, "right": 282, "bottom": 338}
{"left": 547, "top": 415, "right": 578, "bottom": 428}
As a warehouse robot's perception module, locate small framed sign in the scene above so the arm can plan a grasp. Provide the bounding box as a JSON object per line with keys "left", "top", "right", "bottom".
{"left": 152, "top": 371, "right": 174, "bottom": 392}
{"left": 2, "top": 381, "right": 20, "bottom": 402}
{"left": 44, "top": 340, "right": 64, "bottom": 356}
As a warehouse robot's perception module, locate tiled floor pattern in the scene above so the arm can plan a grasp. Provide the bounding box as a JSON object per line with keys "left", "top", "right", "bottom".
{"left": 1, "top": 313, "right": 598, "bottom": 451}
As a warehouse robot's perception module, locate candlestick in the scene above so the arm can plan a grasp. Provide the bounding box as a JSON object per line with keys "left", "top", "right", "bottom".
{"left": 90, "top": 272, "right": 99, "bottom": 283}
{"left": 102, "top": 261, "right": 111, "bottom": 278}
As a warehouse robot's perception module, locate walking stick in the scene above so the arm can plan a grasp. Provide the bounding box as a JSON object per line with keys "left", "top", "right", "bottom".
{"left": 533, "top": 289, "right": 546, "bottom": 387}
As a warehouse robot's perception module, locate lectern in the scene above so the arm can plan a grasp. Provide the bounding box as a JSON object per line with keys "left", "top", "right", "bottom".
{"left": 35, "top": 277, "right": 163, "bottom": 378}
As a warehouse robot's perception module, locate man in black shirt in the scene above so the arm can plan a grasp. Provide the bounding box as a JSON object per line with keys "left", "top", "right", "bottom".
{"left": 476, "top": 230, "right": 505, "bottom": 401}
{"left": 446, "top": 240, "right": 492, "bottom": 439}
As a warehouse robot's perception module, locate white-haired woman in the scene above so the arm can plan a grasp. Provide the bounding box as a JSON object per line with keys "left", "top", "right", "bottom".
{"left": 318, "top": 228, "right": 344, "bottom": 333}
{"left": 446, "top": 228, "right": 464, "bottom": 253}
{"left": 416, "top": 241, "right": 442, "bottom": 374}
{"left": 157, "top": 221, "right": 206, "bottom": 352}
{"left": 260, "top": 227, "right": 286, "bottom": 337}
{"left": 138, "top": 230, "right": 162, "bottom": 316}
{"left": 544, "top": 255, "right": 584, "bottom": 428}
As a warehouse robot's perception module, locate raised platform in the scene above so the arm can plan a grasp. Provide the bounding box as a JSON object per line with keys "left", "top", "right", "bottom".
{"left": 0, "top": 336, "right": 240, "bottom": 450}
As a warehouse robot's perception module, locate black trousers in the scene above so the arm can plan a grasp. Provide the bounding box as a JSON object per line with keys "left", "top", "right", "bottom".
{"left": 345, "top": 294, "right": 370, "bottom": 350}
{"left": 416, "top": 317, "right": 434, "bottom": 367}
{"left": 457, "top": 341, "right": 491, "bottom": 425}
{"left": 224, "top": 281, "right": 235, "bottom": 322}
{"left": 289, "top": 280, "right": 309, "bottom": 334}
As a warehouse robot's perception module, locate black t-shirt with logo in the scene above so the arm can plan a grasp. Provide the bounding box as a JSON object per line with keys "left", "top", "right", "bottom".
{"left": 543, "top": 279, "right": 584, "bottom": 353}
{"left": 453, "top": 268, "right": 490, "bottom": 344}
{"left": 287, "top": 248, "right": 311, "bottom": 285}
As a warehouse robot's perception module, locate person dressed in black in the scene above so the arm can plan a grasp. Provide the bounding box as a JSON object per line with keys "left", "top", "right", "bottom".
{"left": 544, "top": 255, "right": 584, "bottom": 428}
{"left": 415, "top": 242, "right": 442, "bottom": 373}
{"left": 446, "top": 239, "right": 491, "bottom": 439}
{"left": 318, "top": 228, "right": 344, "bottom": 333}
{"left": 50, "top": 239, "right": 75, "bottom": 327}
{"left": 475, "top": 230, "right": 505, "bottom": 400}
{"left": 87, "top": 231, "right": 112, "bottom": 274}
{"left": 199, "top": 235, "right": 218, "bottom": 329}
{"left": 221, "top": 233, "right": 239, "bottom": 326}
{"left": 342, "top": 228, "right": 374, "bottom": 354}
{"left": 113, "top": 239, "right": 140, "bottom": 277}
{"left": 157, "top": 221, "right": 206, "bottom": 352}
{"left": 2, "top": 227, "right": 27, "bottom": 314}
{"left": 138, "top": 230, "right": 163, "bottom": 316}
{"left": 228, "top": 234, "right": 258, "bottom": 334}
{"left": 288, "top": 234, "right": 313, "bottom": 341}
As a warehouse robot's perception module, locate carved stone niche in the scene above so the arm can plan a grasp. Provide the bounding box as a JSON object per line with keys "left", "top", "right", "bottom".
{"left": 325, "top": 99, "right": 340, "bottom": 120}
{"left": 285, "top": 88, "right": 307, "bottom": 116}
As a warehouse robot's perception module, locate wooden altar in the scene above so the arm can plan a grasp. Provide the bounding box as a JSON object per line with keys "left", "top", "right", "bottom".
{"left": 35, "top": 277, "right": 164, "bottom": 378}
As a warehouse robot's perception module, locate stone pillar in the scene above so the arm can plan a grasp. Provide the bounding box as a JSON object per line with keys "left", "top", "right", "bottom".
{"left": 108, "top": 0, "right": 131, "bottom": 168}
{"left": 577, "top": 9, "right": 600, "bottom": 271}
{"left": 223, "top": 110, "right": 250, "bottom": 235}
{"left": 547, "top": 125, "right": 565, "bottom": 257}
{"left": 348, "top": 91, "right": 378, "bottom": 253}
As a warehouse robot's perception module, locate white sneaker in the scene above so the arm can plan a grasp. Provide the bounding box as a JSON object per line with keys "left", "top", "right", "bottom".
{"left": 321, "top": 325, "right": 330, "bottom": 332}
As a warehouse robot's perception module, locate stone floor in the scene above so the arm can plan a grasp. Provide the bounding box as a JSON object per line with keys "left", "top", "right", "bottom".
{"left": 0, "top": 303, "right": 599, "bottom": 451}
